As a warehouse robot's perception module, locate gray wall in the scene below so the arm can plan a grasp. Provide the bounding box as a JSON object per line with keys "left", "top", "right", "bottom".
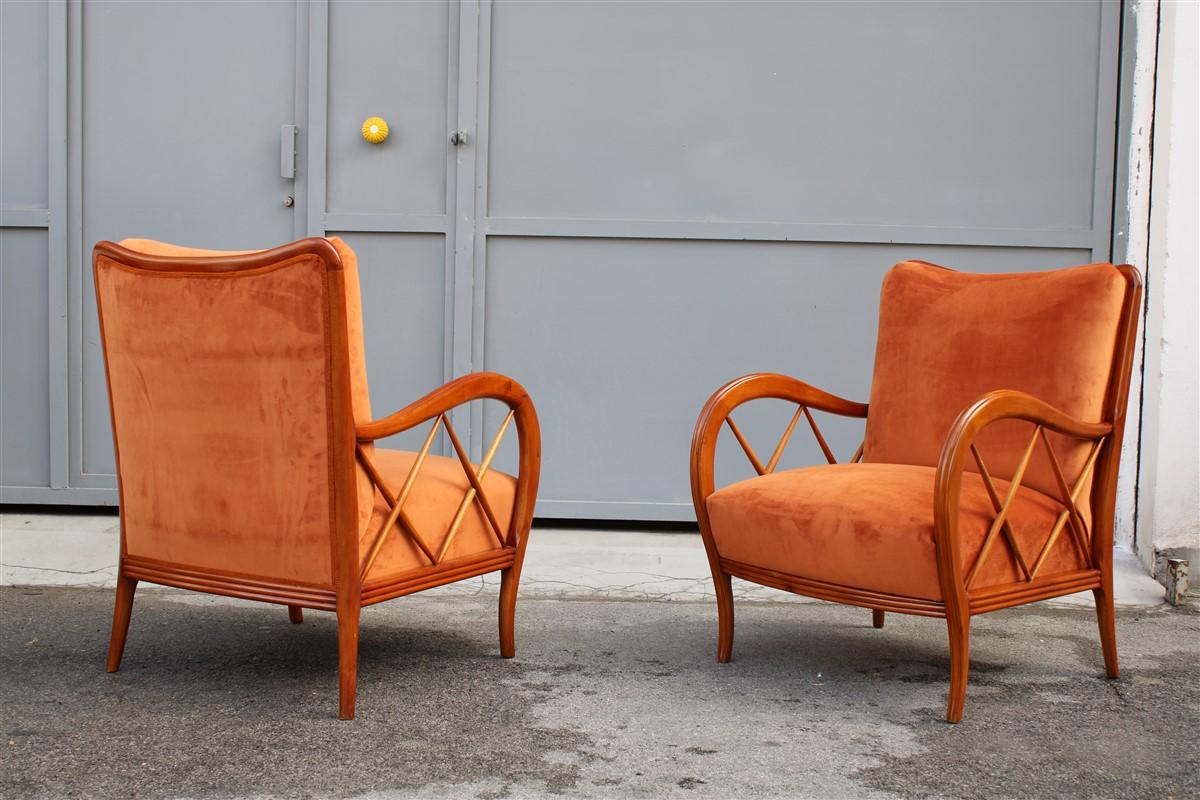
{"left": 1, "top": 0, "right": 1123, "bottom": 521}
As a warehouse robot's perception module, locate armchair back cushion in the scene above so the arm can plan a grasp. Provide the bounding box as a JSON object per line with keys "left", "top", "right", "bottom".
{"left": 863, "top": 261, "right": 1128, "bottom": 503}
{"left": 97, "top": 238, "right": 370, "bottom": 586}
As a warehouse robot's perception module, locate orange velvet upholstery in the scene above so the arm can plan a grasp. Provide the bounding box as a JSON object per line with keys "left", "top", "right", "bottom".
{"left": 707, "top": 463, "right": 1083, "bottom": 600}
{"left": 361, "top": 449, "right": 517, "bottom": 578}
{"left": 96, "top": 245, "right": 337, "bottom": 585}
{"left": 863, "top": 261, "right": 1127, "bottom": 502}
{"left": 109, "top": 237, "right": 515, "bottom": 583}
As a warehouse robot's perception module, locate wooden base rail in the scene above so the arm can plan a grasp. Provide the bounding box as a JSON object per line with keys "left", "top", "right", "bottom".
{"left": 361, "top": 549, "right": 515, "bottom": 605}
{"left": 123, "top": 556, "right": 337, "bottom": 610}
{"left": 967, "top": 569, "right": 1101, "bottom": 614}
{"left": 723, "top": 559, "right": 947, "bottom": 617}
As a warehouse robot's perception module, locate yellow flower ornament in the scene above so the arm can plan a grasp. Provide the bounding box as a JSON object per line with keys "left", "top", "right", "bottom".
{"left": 361, "top": 117, "right": 389, "bottom": 144}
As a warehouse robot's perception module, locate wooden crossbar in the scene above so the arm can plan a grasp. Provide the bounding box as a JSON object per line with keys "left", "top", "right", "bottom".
{"left": 438, "top": 411, "right": 514, "bottom": 560}
{"left": 356, "top": 404, "right": 516, "bottom": 581}
{"left": 727, "top": 405, "right": 862, "bottom": 478}
{"left": 967, "top": 428, "right": 1107, "bottom": 589}
{"left": 443, "top": 415, "right": 508, "bottom": 548}
{"left": 965, "top": 427, "right": 1040, "bottom": 589}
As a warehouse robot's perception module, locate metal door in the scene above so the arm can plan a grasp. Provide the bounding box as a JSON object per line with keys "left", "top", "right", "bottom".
{"left": 471, "top": 0, "right": 1121, "bottom": 520}
{"left": 311, "top": 0, "right": 461, "bottom": 452}
{"left": 73, "top": 0, "right": 302, "bottom": 485}
{"left": 1, "top": 0, "right": 1128, "bottom": 522}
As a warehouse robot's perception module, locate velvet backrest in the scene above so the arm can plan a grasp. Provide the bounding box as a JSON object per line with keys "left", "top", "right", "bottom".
{"left": 862, "top": 260, "right": 1131, "bottom": 504}
{"left": 93, "top": 238, "right": 364, "bottom": 587}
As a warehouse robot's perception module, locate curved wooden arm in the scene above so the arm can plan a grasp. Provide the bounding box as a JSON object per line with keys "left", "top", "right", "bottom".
{"left": 933, "top": 389, "right": 1113, "bottom": 616}
{"left": 690, "top": 372, "right": 868, "bottom": 506}
{"left": 357, "top": 372, "right": 536, "bottom": 442}
{"left": 357, "top": 371, "right": 541, "bottom": 557}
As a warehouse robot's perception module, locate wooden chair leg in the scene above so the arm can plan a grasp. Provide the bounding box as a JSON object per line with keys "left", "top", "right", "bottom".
{"left": 872, "top": 609, "right": 885, "bottom": 628}
{"left": 945, "top": 612, "right": 971, "bottom": 723}
{"left": 106, "top": 573, "right": 138, "bottom": 673}
{"left": 715, "top": 571, "right": 735, "bottom": 663}
{"left": 287, "top": 605, "right": 304, "bottom": 624}
{"left": 499, "top": 566, "right": 519, "bottom": 658}
{"left": 1093, "top": 586, "right": 1120, "bottom": 678}
{"left": 337, "top": 605, "right": 360, "bottom": 720}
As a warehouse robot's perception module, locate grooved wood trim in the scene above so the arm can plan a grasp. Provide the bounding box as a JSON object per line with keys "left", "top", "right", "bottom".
{"left": 967, "top": 569, "right": 1102, "bottom": 615}
{"left": 721, "top": 558, "right": 947, "bottom": 618}
{"left": 361, "top": 549, "right": 516, "bottom": 606}
{"left": 123, "top": 555, "right": 337, "bottom": 610}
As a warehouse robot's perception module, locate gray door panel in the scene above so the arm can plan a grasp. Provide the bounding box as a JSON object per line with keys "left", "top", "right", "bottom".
{"left": 481, "top": 237, "right": 1092, "bottom": 520}
{"left": 333, "top": 231, "right": 447, "bottom": 451}
{"left": 0, "top": 2, "right": 52, "bottom": 490}
{"left": 1, "top": 0, "right": 49, "bottom": 210}
{"left": 487, "top": 0, "right": 1104, "bottom": 230}
{"left": 322, "top": 0, "right": 459, "bottom": 449}
{"left": 76, "top": 0, "right": 299, "bottom": 479}
{"left": 1, "top": 231, "right": 51, "bottom": 488}
{"left": 326, "top": 0, "right": 452, "bottom": 216}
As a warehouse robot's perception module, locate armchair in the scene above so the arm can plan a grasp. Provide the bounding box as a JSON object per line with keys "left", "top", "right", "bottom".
{"left": 691, "top": 260, "right": 1141, "bottom": 722}
{"left": 94, "top": 237, "right": 540, "bottom": 719}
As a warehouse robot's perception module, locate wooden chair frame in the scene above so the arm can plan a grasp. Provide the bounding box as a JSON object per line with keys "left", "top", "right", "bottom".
{"left": 689, "top": 265, "right": 1142, "bottom": 723}
{"left": 96, "top": 239, "right": 541, "bottom": 720}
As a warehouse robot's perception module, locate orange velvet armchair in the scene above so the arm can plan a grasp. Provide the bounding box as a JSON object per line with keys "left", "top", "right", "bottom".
{"left": 690, "top": 260, "right": 1141, "bottom": 722}
{"left": 94, "top": 237, "right": 540, "bottom": 719}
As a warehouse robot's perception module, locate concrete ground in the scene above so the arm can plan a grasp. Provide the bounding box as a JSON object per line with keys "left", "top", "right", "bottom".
{"left": 1, "top": 514, "right": 1195, "bottom": 799}
{"left": 2, "top": 585, "right": 1197, "bottom": 799}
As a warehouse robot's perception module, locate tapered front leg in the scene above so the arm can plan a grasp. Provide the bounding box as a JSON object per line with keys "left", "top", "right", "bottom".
{"left": 715, "top": 571, "right": 735, "bottom": 663}
{"left": 872, "top": 609, "right": 885, "bottom": 629}
{"left": 287, "top": 605, "right": 304, "bottom": 624}
{"left": 337, "top": 604, "right": 361, "bottom": 720}
{"left": 1093, "top": 585, "right": 1120, "bottom": 678}
{"left": 945, "top": 612, "right": 971, "bottom": 723}
{"left": 106, "top": 573, "right": 138, "bottom": 672}
{"left": 499, "top": 566, "right": 521, "bottom": 658}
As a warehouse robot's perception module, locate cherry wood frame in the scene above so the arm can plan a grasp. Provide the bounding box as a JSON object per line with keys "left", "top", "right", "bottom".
{"left": 94, "top": 239, "right": 541, "bottom": 720}
{"left": 689, "top": 265, "right": 1142, "bottom": 723}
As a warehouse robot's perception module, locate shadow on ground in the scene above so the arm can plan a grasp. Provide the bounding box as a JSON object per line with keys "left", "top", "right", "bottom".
{"left": 1, "top": 587, "right": 1196, "bottom": 799}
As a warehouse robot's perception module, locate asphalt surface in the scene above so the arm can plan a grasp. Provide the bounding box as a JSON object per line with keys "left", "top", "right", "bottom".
{"left": 1, "top": 587, "right": 1196, "bottom": 799}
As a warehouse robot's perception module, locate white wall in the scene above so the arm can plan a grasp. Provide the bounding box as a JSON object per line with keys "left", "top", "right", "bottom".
{"left": 1136, "top": 0, "right": 1200, "bottom": 570}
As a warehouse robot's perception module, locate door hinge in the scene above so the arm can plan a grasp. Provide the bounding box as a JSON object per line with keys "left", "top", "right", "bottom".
{"left": 281, "top": 124, "right": 298, "bottom": 179}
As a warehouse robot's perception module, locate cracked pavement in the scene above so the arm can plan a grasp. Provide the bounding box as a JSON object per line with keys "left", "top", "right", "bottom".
{"left": 1, "top": 586, "right": 1197, "bottom": 799}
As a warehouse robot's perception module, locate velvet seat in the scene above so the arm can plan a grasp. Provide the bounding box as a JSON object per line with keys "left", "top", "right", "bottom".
{"left": 707, "top": 463, "right": 1082, "bottom": 602}
{"left": 94, "top": 236, "right": 541, "bottom": 719}
{"left": 691, "top": 259, "right": 1142, "bottom": 723}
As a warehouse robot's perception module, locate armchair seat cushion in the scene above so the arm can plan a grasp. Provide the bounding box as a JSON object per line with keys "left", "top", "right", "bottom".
{"left": 360, "top": 448, "right": 518, "bottom": 579}
{"left": 706, "top": 463, "right": 1086, "bottom": 601}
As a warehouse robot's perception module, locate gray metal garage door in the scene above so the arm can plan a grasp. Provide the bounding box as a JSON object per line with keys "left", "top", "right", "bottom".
{"left": 0, "top": 0, "right": 1122, "bottom": 521}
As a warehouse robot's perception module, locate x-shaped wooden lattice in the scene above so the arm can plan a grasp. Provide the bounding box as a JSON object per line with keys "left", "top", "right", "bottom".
{"left": 726, "top": 404, "right": 864, "bottom": 476}
{"left": 965, "top": 426, "right": 1105, "bottom": 589}
{"left": 356, "top": 410, "right": 514, "bottom": 580}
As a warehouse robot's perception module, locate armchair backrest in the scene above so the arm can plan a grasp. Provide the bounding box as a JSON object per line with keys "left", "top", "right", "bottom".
{"left": 863, "top": 260, "right": 1140, "bottom": 511}
{"left": 93, "top": 237, "right": 368, "bottom": 587}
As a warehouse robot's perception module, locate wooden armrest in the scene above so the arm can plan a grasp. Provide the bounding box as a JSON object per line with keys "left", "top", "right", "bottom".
{"left": 932, "top": 389, "right": 1114, "bottom": 610}
{"left": 934, "top": 388, "right": 1111, "bottom": 512}
{"left": 354, "top": 371, "right": 541, "bottom": 564}
{"left": 356, "top": 372, "right": 536, "bottom": 442}
{"left": 690, "top": 372, "right": 868, "bottom": 503}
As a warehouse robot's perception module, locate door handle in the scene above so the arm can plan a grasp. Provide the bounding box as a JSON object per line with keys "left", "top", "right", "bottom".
{"left": 281, "top": 124, "right": 297, "bottom": 179}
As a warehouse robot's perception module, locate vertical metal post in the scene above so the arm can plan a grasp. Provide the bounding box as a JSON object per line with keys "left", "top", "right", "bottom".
{"left": 451, "top": 0, "right": 483, "bottom": 457}
{"left": 47, "top": 0, "right": 69, "bottom": 489}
